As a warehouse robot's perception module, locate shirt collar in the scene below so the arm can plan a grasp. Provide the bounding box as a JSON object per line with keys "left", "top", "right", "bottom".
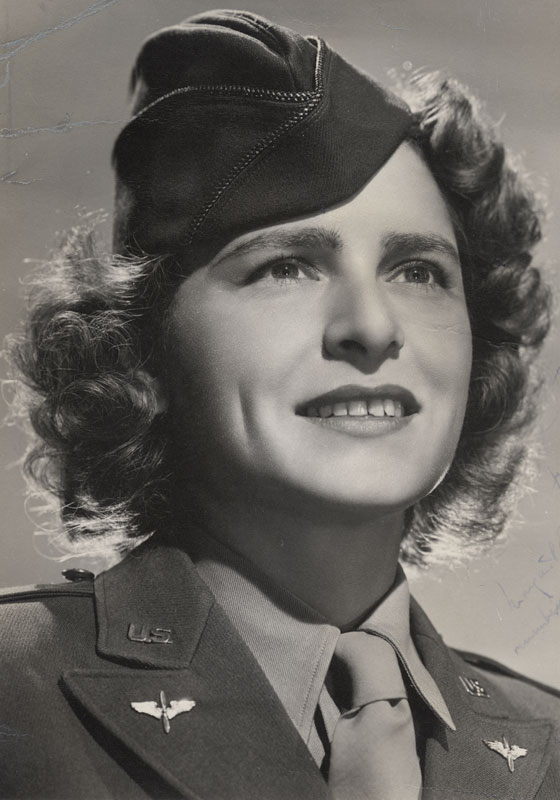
{"left": 193, "top": 535, "right": 338, "bottom": 744}
{"left": 359, "top": 566, "right": 455, "bottom": 730}
{"left": 192, "top": 536, "right": 454, "bottom": 742}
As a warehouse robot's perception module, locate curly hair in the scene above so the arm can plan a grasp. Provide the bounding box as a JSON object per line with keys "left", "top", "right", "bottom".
{"left": 399, "top": 73, "right": 550, "bottom": 564}
{"left": 5, "top": 73, "right": 551, "bottom": 565}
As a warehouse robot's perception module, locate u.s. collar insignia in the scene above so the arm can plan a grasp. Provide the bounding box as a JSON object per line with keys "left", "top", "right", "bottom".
{"left": 131, "top": 690, "right": 196, "bottom": 734}
{"left": 460, "top": 675, "right": 490, "bottom": 698}
{"left": 483, "top": 735, "right": 528, "bottom": 773}
{"left": 128, "top": 623, "right": 173, "bottom": 644}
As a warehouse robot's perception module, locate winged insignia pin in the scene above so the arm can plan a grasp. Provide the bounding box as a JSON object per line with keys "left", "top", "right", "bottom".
{"left": 483, "top": 735, "right": 528, "bottom": 773}
{"left": 131, "top": 690, "right": 196, "bottom": 734}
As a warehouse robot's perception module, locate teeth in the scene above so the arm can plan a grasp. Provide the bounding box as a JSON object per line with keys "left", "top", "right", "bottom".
{"left": 348, "top": 400, "right": 368, "bottom": 416}
{"left": 367, "top": 398, "right": 384, "bottom": 417}
{"left": 305, "top": 399, "right": 407, "bottom": 418}
{"left": 383, "top": 399, "right": 395, "bottom": 417}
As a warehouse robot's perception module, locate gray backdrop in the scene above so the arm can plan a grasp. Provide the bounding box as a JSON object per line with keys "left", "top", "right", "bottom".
{"left": 1, "top": 1, "right": 560, "bottom": 688}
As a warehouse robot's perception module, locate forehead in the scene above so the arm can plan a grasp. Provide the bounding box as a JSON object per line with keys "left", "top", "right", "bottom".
{"left": 208, "top": 143, "right": 457, "bottom": 265}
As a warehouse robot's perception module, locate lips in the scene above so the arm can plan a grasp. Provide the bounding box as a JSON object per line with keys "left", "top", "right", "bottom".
{"left": 296, "top": 384, "right": 419, "bottom": 419}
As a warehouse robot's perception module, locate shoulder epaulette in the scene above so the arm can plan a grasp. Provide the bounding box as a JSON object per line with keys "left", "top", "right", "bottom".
{"left": 0, "top": 581, "right": 94, "bottom": 604}
{"left": 455, "top": 648, "right": 560, "bottom": 699}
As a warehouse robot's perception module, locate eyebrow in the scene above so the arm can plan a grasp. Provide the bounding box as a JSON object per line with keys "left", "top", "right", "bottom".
{"left": 212, "top": 226, "right": 460, "bottom": 268}
{"left": 211, "top": 226, "right": 343, "bottom": 266}
{"left": 381, "top": 232, "right": 460, "bottom": 264}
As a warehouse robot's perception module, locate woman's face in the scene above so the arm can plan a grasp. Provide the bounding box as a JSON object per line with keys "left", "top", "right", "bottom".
{"left": 165, "top": 143, "right": 472, "bottom": 514}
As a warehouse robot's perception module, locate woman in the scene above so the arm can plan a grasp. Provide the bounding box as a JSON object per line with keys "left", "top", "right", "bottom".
{"left": 1, "top": 10, "right": 558, "bottom": 800}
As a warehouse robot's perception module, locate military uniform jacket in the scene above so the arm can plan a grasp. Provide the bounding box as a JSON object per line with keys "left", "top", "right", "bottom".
{"left": 1, "top": 541, "right": 559, "bottom": 800}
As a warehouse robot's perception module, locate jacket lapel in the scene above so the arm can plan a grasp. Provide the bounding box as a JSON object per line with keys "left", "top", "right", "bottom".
{"left": 410, "top": 599, "right": 556, "bottom": 800}
{"left": 62, "top": 543, "right": 329, "bottom": 800}
{"left": 63, "top": 541, "right": 556, "bottom": 799}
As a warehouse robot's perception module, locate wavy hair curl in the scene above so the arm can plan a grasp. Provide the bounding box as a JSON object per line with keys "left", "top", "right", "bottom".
{"left": 5, "top": 73, "right": 551, "bottom": 565}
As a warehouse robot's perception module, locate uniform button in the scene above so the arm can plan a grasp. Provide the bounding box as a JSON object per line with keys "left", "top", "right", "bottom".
{"left": 62, "top": 568, "right": 95, "bottom": 582}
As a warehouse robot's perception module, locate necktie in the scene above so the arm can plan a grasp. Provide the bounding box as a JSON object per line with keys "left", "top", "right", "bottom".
{"left": 328, "top": 630, "right": 422, "bottom": 800}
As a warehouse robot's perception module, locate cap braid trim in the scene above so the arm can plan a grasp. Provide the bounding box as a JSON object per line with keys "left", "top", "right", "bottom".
{"left": 185, "top": 39, "right": 327, "bottom": 247}
{"left": 130, "top": 36, "right": 325, "bottom": 122}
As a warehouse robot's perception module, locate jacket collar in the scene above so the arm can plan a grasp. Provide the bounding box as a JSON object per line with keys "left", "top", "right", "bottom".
{"left": 62, "top": 542, "right": 556, "bottom": 800}
{"left": 410, "top": 598, "right": 556, "bottom": 800}
{"left": 94, "top": 538, "right": 215, "bottom": 668}
{"left": 63, "top": 541, "right": 329, "bottom": 800}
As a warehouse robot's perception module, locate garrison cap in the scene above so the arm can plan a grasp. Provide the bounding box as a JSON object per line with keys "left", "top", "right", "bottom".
{"left": 112, "top": 9, "right": 414, "bottom": 265}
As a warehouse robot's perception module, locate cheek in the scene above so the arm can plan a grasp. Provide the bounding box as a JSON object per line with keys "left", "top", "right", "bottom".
{"left": 435, "top": 331, "right": 471, "bottom": 396}
{"left": 409, "top": 306, "right": 472, "bottom": 403}
{"left": 407, "top": 310, "right": 472, "bottom": 488}
{"left": 166, "top": 293, "right": 306, "bottom": 415}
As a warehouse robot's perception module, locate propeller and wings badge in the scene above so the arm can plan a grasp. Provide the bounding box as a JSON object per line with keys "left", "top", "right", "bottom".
{"left": 483, "top": 735, "right": 528, "bottom": 773}
{"left": 131, "top": 690, "right": 196, "bottom": 734}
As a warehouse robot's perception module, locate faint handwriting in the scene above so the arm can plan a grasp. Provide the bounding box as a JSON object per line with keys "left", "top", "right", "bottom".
{"left": 498, "top": 575, "right": 554, "bottom": 611}
{"left": 494, "top": 528, "right": 560, "bottom": 653}
{"left": 497, "top": 534, "right": 558, "bottom": 611}
{"left": 514, "top": 599, "right": 560, "bottom": 655}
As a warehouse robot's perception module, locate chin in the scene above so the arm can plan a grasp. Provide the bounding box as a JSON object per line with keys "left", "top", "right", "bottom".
{"left": 270, "top": 460, "right": 447, "bottom": 516}
{"left": 267, "top": 413, "right": 455, "bottom": 504}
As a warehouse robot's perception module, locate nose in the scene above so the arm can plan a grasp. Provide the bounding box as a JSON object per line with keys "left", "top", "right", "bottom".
{"left": 323, "top": 278, "right": 404, "bottom": 371}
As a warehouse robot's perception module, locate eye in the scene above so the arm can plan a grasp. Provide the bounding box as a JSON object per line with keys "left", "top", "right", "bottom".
{"left": 245, "top": 257, "right": 320, "bottom": 285}
{"left": 270, "top": 262, "right": 303, "bottom": 280}
{"left": 391, "top": 261, "right": 447, "bottom": 288}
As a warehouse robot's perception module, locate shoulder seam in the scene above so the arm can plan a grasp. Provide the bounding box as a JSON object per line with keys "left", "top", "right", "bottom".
{"left": 455, "top": 648, "right": 560, "bottom": 698}
{"left": 0, "top": 584, "right": 94, "bottom": 603}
